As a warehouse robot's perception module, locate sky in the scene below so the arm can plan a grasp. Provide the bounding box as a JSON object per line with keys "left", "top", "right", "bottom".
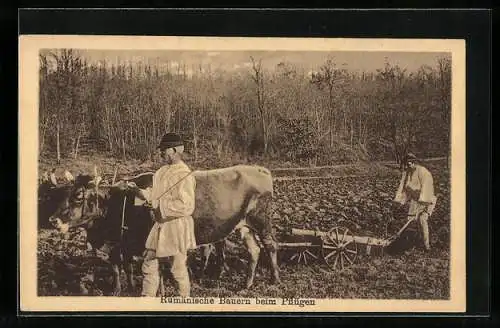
{"left": 41, "top": 49, "right": 450, "bottom": 76}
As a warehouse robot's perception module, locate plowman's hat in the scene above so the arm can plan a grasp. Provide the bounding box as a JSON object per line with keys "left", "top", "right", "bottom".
{"left": 405, "top": 152, "right": 418, "bottom": 162}
{"left": 158, "top": 133, "right": 183, "bottom": 151}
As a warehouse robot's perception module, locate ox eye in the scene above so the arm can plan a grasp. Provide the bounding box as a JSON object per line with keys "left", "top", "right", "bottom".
{"left": 72, "top": 194, "right": 84, "bottom": 204}
{"left": 73, "top": 189, "right": 84, "bottom": 199}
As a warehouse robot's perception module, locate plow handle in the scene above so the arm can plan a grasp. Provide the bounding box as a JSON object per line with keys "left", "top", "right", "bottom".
{"left": 385, "top": 215, "right": 418, "bottom": 244}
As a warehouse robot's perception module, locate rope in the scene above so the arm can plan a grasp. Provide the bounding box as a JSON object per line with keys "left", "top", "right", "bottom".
{"left": 150, "top": 171, "right": 194, "bottom": 202}
{"left": 121, "top": 195, "right": 127, "bottom": 239}
{"left": 95, "top": 185, "right": 99, "bottom": 211}
{"left": 119, "top": 195, "right": 128, "bottom": 263}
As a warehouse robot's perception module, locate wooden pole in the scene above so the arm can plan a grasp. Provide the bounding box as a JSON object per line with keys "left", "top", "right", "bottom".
{"left": 112, "top": 165, "right": 118, "bottom": 185}
{"left": 74, "top": 130, "right": 81, "bottom": 159}
{"left": 56, "top": 122, "right": 61, "bottom": 164}
{"left": 120, "top": 196, "right": 127, "bottom": 240}
{"left": 94, "top": 164, "right": 99, "bottom": 209}
{"left": 122, "top": 137, "right": 126, "bottom": 160}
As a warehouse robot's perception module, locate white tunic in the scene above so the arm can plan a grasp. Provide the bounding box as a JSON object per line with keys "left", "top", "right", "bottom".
{"left": 144, "top": 161, "right": 197, "bottom": 257}
{"left": 394, "top": 164, "right": 438, "bottom": 217}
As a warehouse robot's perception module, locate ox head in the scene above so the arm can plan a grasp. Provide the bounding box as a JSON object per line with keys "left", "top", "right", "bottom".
{"left": 48, "top": 174, "right": 107, "bottom": 233}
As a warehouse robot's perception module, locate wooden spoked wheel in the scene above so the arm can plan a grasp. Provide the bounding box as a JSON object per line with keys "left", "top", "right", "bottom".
{"left": 321, "top": 226, "right": 358, "bottom": 270}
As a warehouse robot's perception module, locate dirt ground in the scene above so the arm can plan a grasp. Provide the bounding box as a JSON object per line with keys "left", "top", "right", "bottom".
{"left": 37, "top": 157, "right": 450, "bottom": 299}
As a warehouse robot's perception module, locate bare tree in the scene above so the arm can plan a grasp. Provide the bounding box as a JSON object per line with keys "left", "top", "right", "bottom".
{"left": 310, "top": 58, "right": 347, "bottom": 147}
{"left": 39, "top": 53, "right": 51, "bottom": 154}
{"left": 374, "top": 61, "right": 414, "bottom": 167}
{"left": 39, "top": 50, "right": 451, "bottom": 167}
{"left": 250, "top": 56, "right": 270, "bottom": 155}
{"left": 437, "top": 56, "right": 452, "bottom": 168}
{"left": 44, "top": 49, "right": 85, "bottom": 163}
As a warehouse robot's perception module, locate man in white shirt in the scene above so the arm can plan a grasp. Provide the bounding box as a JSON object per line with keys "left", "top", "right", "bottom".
{"left": 394, "top": 153, "right": 437, "bottom": 251}
{"left": 141, "top": 133, "right": 197, "bottom": 297}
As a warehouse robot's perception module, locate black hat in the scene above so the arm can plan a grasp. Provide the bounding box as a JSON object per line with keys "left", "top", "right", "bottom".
{"left": 405, "top": 152, "right": 418, "bottom": 162}
{"left": 158, "top": 133, "right": 183, "bottom": 151}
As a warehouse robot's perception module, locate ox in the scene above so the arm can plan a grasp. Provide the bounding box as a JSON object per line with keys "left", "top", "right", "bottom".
{"left": 45, "top": 165, "right": 281, "bottom": 295}
{"left": 38, "top": 176, "right": 76, "bottom": 230}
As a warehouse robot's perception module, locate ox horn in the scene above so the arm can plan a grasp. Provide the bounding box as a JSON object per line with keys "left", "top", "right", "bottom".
{"left": 93, "top": 175, "right": 102, "bottom": 187}
{"left": 111, "top": 165, "right": 118, "bottom": 185}
{"left": 93, "top": 165, "right": 99, "bottom": 179}
{"left": 49, "top": 169, "right": 58, "bottom": 186}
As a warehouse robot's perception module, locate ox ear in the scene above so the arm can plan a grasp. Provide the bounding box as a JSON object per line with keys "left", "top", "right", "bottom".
{"left": 110, "top": 180, "right": 148, "bottom": 202}
{"left": 129, "top": 172, "right": 154, "bottom": 189}
{"left": 110, "top": 180, "right": 128, "bottom": 192}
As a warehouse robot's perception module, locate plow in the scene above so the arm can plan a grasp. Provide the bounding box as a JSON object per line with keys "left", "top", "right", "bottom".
{"left": 200, "top": 216, "right": 420, "bottom": 273}
{"left": 275, "top": 216, "right": 419, "bottom": 271}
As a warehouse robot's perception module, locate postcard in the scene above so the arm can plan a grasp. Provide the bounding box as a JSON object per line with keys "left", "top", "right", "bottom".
{"left": 19, "top": 35, "right": 466, "bottom": 313}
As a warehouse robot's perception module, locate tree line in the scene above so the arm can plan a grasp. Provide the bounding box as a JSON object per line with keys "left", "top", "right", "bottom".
{"left": 39, "top": 50, "right": 451, "bottom": 167}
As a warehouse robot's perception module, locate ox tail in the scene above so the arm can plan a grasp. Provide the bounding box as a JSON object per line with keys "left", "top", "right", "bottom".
{"left": 245, "top": 191, "right": 276, "bottom": 243}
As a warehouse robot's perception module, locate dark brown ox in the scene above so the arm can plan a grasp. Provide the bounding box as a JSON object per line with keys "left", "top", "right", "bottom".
{"left": 46, "top": 165, "right": 281, "bottom": 295}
